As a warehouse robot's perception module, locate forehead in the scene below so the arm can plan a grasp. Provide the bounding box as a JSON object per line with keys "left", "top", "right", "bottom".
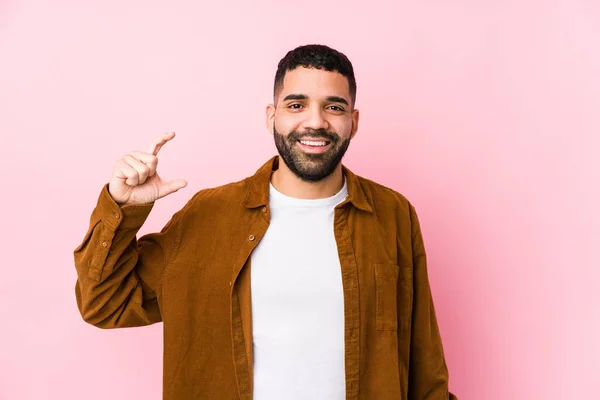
{"left": 279, "top": 67, "right": 350, "bottom": 101}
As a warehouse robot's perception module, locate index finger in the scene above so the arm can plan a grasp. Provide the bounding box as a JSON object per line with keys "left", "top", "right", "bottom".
{"left": 147, "top": 131, "right": 176, "bottom": 156}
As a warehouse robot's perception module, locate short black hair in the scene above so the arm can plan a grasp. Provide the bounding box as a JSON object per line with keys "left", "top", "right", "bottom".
{"left": 273, "top": 44, "right": 357, "bottom": 107}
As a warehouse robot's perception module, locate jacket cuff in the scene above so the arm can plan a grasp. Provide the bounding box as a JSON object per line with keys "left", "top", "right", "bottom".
{"left": 96, "top": 183, "right": 154, "bottom": 231}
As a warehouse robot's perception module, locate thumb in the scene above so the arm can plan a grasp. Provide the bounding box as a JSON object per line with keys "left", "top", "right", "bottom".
{"left": 158, "top": 179, "right": 188, "bottom": 198}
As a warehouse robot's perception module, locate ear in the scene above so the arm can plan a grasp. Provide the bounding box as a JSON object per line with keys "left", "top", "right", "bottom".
{"left": 265, "top": 104, "right": 276, "bottom": 134}
{"left": 350, "top": 108, "right": 360, "bottom": 139}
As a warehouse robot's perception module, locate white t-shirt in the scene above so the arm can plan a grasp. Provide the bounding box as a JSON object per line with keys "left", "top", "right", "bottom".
{"left": 250, "top": 177, "right": 349, "bottom": 400}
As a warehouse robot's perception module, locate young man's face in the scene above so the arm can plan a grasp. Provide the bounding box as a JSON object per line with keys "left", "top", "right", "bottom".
{"left": 266, "top": 67, "right": 359, "bottom": 182}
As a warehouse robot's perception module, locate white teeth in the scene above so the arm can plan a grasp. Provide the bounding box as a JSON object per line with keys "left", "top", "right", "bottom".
{"left": 300, "top": 140, "right": 328, "bottom": 146}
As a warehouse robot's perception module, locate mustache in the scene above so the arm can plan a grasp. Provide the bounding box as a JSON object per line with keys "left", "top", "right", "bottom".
{"left": 287, "top": 129, "right": 339, "bottom": 143}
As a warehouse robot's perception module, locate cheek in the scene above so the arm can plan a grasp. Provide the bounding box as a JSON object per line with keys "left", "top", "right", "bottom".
{"left": 335, "top": 119, "right": 354, "bottom": 138}
{"left": 274, "top": 114, "right": 301, "bottom": 133}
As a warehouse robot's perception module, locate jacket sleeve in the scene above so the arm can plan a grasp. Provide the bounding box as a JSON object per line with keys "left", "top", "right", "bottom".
{"left": 73, "top": 183, "right": 187, "bottom": 329}
{"left": 407, "top": 204, "right": 458, "bottom": 400}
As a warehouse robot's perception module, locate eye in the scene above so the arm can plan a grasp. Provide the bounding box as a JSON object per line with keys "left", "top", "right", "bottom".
{"left": 288, "top": 103, "right": 303, "bottom": 110}
{"left": 328, "top": 105, "right": 345, "bottom": 112}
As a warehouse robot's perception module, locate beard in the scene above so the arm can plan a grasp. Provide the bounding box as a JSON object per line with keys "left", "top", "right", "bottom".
{"left": 273, "top": 125, "right": 351, "bottom": 182}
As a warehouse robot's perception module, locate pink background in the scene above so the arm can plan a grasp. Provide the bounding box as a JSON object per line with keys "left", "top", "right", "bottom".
{"left": 1, "top": 1, "right": 599, "bottom": 399}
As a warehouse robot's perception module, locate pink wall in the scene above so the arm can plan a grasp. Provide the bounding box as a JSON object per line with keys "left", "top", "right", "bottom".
{"left": 1, "top": 1, "right": 598, "bottom": 399}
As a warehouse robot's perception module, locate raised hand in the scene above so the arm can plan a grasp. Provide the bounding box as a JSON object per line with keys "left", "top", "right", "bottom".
{"left": 108, "top": 132, "right": 188, "bottom": 205}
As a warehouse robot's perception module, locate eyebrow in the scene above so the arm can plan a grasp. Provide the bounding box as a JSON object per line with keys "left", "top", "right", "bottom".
{"left": 282, "top": 93, "right": 349, "bottom": 106}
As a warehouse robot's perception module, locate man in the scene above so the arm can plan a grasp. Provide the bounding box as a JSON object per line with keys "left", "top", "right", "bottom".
{"left": 74, "top": 44, "right": 457, "bottom": 400}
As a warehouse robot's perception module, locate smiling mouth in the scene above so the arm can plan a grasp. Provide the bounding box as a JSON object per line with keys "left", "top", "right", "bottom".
{"left": 297, "top": 139, "right": 331, "bottom": 147}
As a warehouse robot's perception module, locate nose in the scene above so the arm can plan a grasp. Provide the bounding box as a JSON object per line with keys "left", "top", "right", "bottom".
{"left": 302, "top": 106, "right": 329, "bottom": 131}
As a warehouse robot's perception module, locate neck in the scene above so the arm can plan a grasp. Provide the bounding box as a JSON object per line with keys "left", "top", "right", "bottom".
{"left": 270, "top": 159, "right": 344, "bottom": 199}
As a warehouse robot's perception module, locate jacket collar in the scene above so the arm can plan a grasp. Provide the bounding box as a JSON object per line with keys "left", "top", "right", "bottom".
{"left": 242, "top": 155, "right": 373, "bottom": 213}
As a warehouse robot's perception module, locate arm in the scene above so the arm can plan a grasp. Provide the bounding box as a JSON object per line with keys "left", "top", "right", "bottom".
{"left": 73, "top": 183, "right": 185, "bottom": 328}
{"left": 407, "top": 204, "right": 458, "bottom": 400}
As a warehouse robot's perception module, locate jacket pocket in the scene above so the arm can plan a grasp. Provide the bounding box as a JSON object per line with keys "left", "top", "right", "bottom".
{"left": 375, "top": 263, "right": 400, "bottom": 331}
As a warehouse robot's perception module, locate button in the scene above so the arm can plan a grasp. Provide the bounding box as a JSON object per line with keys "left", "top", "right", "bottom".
{"left": 249, "top": 235, "right": 255, "bottom": 241}
{"left": 101, "top": 241, "right": 108, "bottom": 247}
{"left": 229, "top": 281, "right": 232, "bottom": 286}
{"left": 262, "top": 206, "right": 267, "bottom": 213}
{"left": 114, "top": 212, "right": 120, "bottom": 219}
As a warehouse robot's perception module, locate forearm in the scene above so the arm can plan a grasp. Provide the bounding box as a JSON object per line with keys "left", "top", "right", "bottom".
{"left": 73, "top": 183, "right": 165, "bottom": 328}
{"left": 407, "top": 204, "right": 456, "bottom": 399}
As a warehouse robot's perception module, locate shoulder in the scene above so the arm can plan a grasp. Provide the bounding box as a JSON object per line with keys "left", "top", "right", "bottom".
{"left": 180, "top": 175, "right": 252, "bottom": 212}
{"left": 355, "top": 175, "right": 414, "bottom": 215}
{"left": 354, "top": 174, "right": 424, "bottom": 239}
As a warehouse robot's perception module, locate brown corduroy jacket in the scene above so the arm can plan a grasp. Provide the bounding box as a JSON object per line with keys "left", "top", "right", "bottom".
{"left": 74, "top": 155, "right": 457, "bottom": 400}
